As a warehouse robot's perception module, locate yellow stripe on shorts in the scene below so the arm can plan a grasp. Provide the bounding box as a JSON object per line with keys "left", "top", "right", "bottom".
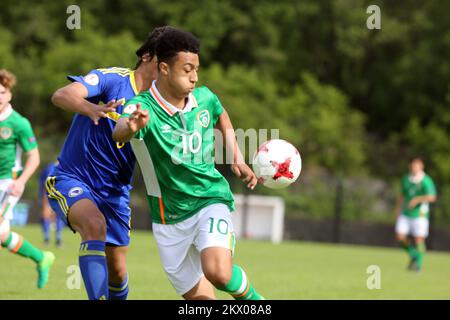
{"left": 45, "top": 177, "right": 69, "bottom": 215}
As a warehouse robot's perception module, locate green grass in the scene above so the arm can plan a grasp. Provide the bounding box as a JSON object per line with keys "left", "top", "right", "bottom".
{"left": 1, "top": 224, "right": 450, "bottom": 299}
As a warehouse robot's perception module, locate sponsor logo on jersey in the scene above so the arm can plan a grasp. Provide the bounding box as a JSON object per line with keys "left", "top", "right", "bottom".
{"left": 68, "top": 187, "right": 83, "bottom": 198}
{"left": 28, "top": 136, "right": 36, "bottom": 144}
{"left": 123, "top": 104, "right": 137, "bottom": 115}
{"left": 0, "top": 127, "right": 12, "bottom": 140}
{"left": 83, "top": 73, "right": 99, "bottom": 86}
{"left": 160, "top": 124, "right": 172, "bottom": 134}
{"left": 197, "top": 110, "right": 210, "bottom": 128}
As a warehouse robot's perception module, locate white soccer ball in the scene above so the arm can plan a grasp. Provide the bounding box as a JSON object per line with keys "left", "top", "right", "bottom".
{"left": 252, "top": 139, "right": 302, "bottom": 189}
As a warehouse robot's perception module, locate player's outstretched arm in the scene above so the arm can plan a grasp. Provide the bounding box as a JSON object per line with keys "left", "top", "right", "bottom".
{"left": 51, "top": 82, "right": 121, "bottom": 125}
{"left": 215, "top": 109, "right": 257, "bottom": 190}
{"left": 112, "top": 103, "right": 149, "bottom": 143}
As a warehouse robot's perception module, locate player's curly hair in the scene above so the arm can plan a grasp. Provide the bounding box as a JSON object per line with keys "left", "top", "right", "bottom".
{"left": 135, "top": 26, "right": 172, "bottom": 68}
{"left": 155, "top": 27, "right": 200, "bottom": 68}
{"left": 0, "top": 69, "right": 17, "bottom": 90}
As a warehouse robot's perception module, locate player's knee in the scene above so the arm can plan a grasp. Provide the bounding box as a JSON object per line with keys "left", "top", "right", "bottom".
{"left": 204, "top": 267, "right": 232, "bottom": 288}
{"left": 109, "top": 268, "right": 127, "bottom": 284}
{"left": 80, "top": 216, "right": 107, "bottom": 240}
{"left": 0, "top": 231, "right": 9, "bottom": 244}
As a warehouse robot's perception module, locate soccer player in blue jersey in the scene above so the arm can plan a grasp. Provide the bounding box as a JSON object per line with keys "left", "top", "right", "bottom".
{"left": 39, "top": 161, "right": 64, "bottom": 246}
{"left": 46, "top": 27, "right": 169, "bottom": 300}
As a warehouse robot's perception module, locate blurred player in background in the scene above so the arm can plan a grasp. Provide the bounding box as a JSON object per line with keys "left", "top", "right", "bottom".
{"left": 47, "top": 27, "right": 169, "bottom": 300}
{"left": 39, "top": 161, "right": 64, "bottom": 246}
{"left": 0, "top": 69, "right": 55, "bottom": 288}
{"left": 395, "top": 157, "right": 437, "bottom": 271}
{"left": 113, "top": 27, "right": 264, "bottom": 300}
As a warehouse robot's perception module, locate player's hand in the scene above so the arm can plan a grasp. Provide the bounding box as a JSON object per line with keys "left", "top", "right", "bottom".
{"left": 9, "top": 180, "right": 25, "bottom": 197}
{"left": 232, "top": 163, "right": 257, "bottom": 190}
{"left": 126, "top": 103, "right": 149, "bottom": 133}
{"left": 89, "top": 99, "right": 122, "bottom": 125}
{"left": 408, "top": 197, "right": 421, "bottom": 209}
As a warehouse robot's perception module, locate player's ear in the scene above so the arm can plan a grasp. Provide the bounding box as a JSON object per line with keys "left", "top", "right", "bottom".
{"left": 141, "top": 52, "right": 151, "bottom": 63}
{"left": 159, "top": 62, "right": 170, "bottom": 76}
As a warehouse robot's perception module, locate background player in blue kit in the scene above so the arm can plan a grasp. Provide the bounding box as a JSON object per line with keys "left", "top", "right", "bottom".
{"left": 46, "top": 27, "right": 169, "bottom": 300}
{"left": 39, "top": 161, "right": 64, "bottom": 247}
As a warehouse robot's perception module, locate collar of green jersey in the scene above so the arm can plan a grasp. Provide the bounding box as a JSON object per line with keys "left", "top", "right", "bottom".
{"left": 149, "top": 80, "right": 198, "bottom": 117}
{"left": 0, "top": 104, "right": 13, "bottom": 122}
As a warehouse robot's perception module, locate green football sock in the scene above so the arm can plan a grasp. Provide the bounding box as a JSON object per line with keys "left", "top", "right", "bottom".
{"left": 415, "top": 242, "right": 426, "bottom": 269}
{"left": 1, "top": 232, "right": 44, "bottom": 263}
{"left": 399, "top": 239, "right": 418, "bottom": 259}
{"left": 218, "top": 265, "right": 264, "bottom": 300}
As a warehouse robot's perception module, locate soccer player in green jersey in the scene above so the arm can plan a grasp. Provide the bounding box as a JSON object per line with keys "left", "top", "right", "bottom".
{"left": 113, "top": 27, "right": 264, "bottom": 300}
{"left": 0, "top": 69, "right": 55, "bottom": 288}
{"left": 395, "top": 157, "right": 437, "bottom": 271}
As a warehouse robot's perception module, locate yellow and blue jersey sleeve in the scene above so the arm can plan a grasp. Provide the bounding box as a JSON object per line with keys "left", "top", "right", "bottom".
{"left": 67, "top": 68, "right": 130, "bottom": 100}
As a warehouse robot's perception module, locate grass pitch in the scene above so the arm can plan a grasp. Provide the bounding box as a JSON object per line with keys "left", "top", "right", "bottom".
{"left": 1, "top": 224, "right": 450, "bottom": 300}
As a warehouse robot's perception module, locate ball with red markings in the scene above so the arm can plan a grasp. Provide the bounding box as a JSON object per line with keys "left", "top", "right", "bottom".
{"left": 252, "top": 139, "right": 302, "bottom": 189}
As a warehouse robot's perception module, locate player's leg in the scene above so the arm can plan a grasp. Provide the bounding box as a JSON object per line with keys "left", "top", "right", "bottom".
{"left": 152, "top": 220, "right": 216, "bottom": 300}
{"left": 198, "top": 204, "right": 264, "bottom": 300}
{"left": 106, "top": 245, "right": 129, "bottom": 300}
{"left": 412, "top": 217, "right": 429, "bottom": 271}
{"left": 183, "top": 276, "right": 216, "bottom": 300}
{"left": 100, "top": 199, "right": 133, "bottom": 300}
{"left": 67, "top": 199, "right": 109, "bottom": 299}
{"left": 54, "top": 212, "right": 64, "bottom": 247}
{"left": 395, "top": 215, "right": 418, "bottom": 267}
{"left": 0, "top": 191, "right": 55, "bottom": 289}
{"left": 46, "top": 175, "right": 109, "bottom": 300}
{"left": 41, "top": 195, "right": 52, "bottom": 245}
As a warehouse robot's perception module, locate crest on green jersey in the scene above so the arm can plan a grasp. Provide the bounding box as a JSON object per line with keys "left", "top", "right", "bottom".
{"left": 0, "top": 127, "right": 12, "bottom": 140}
{"left": 197, "top": 110, "right": 210, "bottom": 128}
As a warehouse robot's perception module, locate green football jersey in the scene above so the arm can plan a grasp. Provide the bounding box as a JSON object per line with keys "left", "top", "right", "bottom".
{"left": 0, "top": 106, "right": 38, "bottom": 179}
{"left": 401, "top": 173, "right": 436, "bottom": 219}
{"left": 122, "top": 83, "right": 234, "bottom": 224}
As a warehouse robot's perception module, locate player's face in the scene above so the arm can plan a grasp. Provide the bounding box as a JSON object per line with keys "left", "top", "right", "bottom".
{"left": 167, "top": 52, "right": 199, "bottom": 97}
{"left": 410, "top": 159, "right": 424, "bottom": 175}
{"left": 0, "top": 84, "right": 12, "bottom": 112}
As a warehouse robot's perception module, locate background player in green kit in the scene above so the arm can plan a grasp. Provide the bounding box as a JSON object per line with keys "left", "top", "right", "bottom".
{"left": 113, "top": 28, "right": 263, "bottom": 300}
{"left": 0, "top": 69, "right": 55, "bottom": 288}
{"left": 395, "top": 157, "right": 437, "bottom": 271}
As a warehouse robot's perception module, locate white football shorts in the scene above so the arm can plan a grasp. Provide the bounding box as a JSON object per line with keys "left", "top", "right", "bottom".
{"left": 0, "top": 179, "right": 20, "bottom": 235}
{"left": 395, "top": 214, "right": 429, "bottom": 238}
{"left": 152, "top": 203, "right": 236, "bottom": 296}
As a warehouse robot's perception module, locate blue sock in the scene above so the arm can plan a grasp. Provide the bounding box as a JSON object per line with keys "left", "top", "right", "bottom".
{"left": 55, "top": 217, "right": 64, "bottom": 242}
{"left": 41, "top": 218, "right": 51, "bottom": 242}
{"left": 109, "top": 273, "right": 129, "bottom": 300}
{"left": 78, "top": 240, "right": 109, "bottom": 300}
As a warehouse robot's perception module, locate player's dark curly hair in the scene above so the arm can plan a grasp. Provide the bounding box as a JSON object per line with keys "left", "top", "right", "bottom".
{"left": 155, "top": 27, "right": 200, "bottom": 69}
{"left": 135, "top": 26, "right": 171, "bottom": 68}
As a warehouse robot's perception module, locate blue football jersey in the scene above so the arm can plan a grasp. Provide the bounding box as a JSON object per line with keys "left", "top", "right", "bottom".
{"left": 55, "top": 67, "right": 139, "bottom": 195}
